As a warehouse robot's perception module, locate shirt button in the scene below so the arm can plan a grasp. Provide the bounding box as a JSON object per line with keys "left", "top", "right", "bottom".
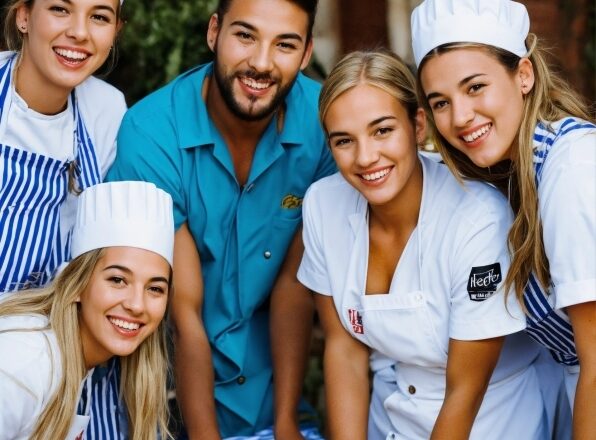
{"left": 263, "top": 250, "right": 272, "bottom": 259}
{"left": 389, "top": 434, "right": 396, "bottom": 439}
{"left": 408, "top": 385, "right": 416, "bottom": 394}
{"left": 237, "top": 376, "right": 246, "bottom": 385}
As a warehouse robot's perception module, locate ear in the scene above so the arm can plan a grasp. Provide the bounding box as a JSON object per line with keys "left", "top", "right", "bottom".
{"left": 414, "top": 107, "right": 427, "bottom": 145}
{"left": 517, "top": 57, "right": 535, "bottom": 96}
{"left": 207, "top": 13, "right": 219, "bottom": 53}
{"left": 16, "top": 3, "right": 30, "bottom": 33}
{"left": 299, "top": 38, "right": 314, "bottom": 71}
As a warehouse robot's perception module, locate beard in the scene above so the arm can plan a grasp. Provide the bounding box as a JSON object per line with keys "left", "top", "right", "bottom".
{"left": 212, "top": 52, "right": 297, "bottom": 122}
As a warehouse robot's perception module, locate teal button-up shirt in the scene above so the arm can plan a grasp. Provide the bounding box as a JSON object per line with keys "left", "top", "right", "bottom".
{"left": 107, "top": 63, "right": 335, "bottom": 436}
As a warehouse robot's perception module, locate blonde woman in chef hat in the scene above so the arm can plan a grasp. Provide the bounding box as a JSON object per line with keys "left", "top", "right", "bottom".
{"left": 412, "top": 0, "right": 595, "bottom": 437}
{"left": 0, "top": 181, "right": 173, "bottom": 440}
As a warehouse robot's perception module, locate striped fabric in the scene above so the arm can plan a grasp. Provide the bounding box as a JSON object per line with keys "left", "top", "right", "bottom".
{"left": 0, "top": 55, "right": 121, "bottom": 439}
{"left": 523, "top": 118, "right": 596, "bottom": 366}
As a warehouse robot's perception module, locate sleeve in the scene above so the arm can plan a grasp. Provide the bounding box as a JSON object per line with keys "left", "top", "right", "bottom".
{"left": 0, "top": 369, "right": 39, "bottom": 439}
{"left": 448, "top": 197, "right": 526, "bottom": 341}
{"left": 105, "top": 113, "right": 188, "bottom": 230}
{"left": 538, "top": 129, "right": 596, "bottom": 309}
{"left": 297, "top": 186, "right": 332, "bottom": 295}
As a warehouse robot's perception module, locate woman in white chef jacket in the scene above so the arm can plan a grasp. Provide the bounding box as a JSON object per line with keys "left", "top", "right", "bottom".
{"left": 0, "top": 181, "right": 173, "bottom": 440}
{"left": 297, "top": 50, "right": 547, "bottom": 439}
{"left": 411, "top": 0, "right": 595, "bottom": 437}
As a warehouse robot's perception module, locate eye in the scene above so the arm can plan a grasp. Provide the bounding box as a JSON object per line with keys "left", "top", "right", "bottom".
{"left": 331, "top": 137, "right": 352, "bottom": 148}
{"left": 277, "top": 41, "right": 297, "bottom": 51}
{"left": 49, "top": 5, "right": 68, "bottom": 14}
{"left": 108, "top": 276, "right": 126, "bottom": 286}
{"left": 236, "top": 31, "right": 253, "bottom": 41}
{"left": 430, "top": 100, "right": 448, "bottom": 111}
{"left": 91, "top": 13, "right": 113, "bottom": 24}
{"left": 374, "top": 127, "right": 393, "bottom": 136}
{"left": 148, "top": 285, "right": 168, "bottom": 295}
{"left": 468, "top": 83, "right": 486, "bottom": 94}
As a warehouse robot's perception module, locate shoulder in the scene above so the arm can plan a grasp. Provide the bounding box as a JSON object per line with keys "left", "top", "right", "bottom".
{"left": 0, "top": 315, "right": 60, "bottom": 398}
{"left": 291, "top": 73, "right": 321, "bottom": 108}
{"left": 537, "top": 118, "right": 596, "bottom": 169}
{"left": 0, "top": 51, "right": 16, "bottom": 66}
{"left": 303, "top": 173, "right": 362, "bottom": 220}
{"left": 76, "top": 75, "right": 127, "bottom": 121}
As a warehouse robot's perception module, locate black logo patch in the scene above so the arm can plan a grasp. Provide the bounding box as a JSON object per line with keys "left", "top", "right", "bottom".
{"left": 467, "top": 263, "right": 502, "bottom": 301}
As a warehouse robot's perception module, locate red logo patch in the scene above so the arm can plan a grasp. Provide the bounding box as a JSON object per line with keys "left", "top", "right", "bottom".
{"left": 348, "top": 309, "right": 364, "bottom": 334}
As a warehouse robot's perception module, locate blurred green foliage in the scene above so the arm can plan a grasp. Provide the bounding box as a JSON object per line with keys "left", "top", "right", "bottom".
{"left": 107, "top": 0, "right": 217, "bottom": 105}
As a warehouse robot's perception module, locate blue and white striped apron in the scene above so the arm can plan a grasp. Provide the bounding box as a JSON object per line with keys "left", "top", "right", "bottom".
{"left": 524, "top": 118, "right": 596, "bottom": 366}
{"left": 0, "top": 55, "right": 101, "bottom": 292}
{"left": 0, "top": 55, "right": 123, "bottom": 439}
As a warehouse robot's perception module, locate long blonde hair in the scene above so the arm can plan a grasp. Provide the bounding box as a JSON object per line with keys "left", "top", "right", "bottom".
{"left": 0, "top": 249, "right": 172, "bottom": 440}
{"left": 418, "top": 34, "right": 594, "bottom": 304}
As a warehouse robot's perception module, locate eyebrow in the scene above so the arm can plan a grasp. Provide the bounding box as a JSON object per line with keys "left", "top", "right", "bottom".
{"left": 103, "top": 265, "right": 169, "bottom": 284}
{"left": 328, "top": 116, "right": 396, "bottom": 139}
{"left": 57, "top": 0, "right": 117, "bottom": 15}
{"left": 230, "top": 21, "right": 304, "bottom": 43}
{"left": 426, "top": 73, "right": 487, "bottom": 101}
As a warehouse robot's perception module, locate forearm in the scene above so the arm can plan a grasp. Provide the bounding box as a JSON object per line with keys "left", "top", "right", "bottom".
{"left": 324, "top": 343, "right": 369, "bottom": 440}
{"left": 573, "top": 366, "right": 596, "bottom": 439}
{"left": 431, "top": 387, "right": 486, "bottom": 440}
{"left": 174, "top": 328, "right": 220, "bottom": 440}
{"left": 271, "top": 284, "right": 315, "bottom": 435}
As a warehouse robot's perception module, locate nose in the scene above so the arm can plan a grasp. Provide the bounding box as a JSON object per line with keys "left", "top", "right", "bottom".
{"left": 65, "top": 14, "right": 89, "bottom": 41}
{"left": 247, "top": 44, "right": 274, "bottom": 73}
{"left": 355, "top": 139, "right": 380, "bottom": 169}
{"left": 452, "top": 97, "right": 475, "bottom": 128}
{"left": 122, "top": 285, "right": 144, "bottom": 315}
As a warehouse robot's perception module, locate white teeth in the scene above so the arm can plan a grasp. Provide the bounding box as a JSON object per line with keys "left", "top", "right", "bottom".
{"left": 241, "top": 77, "right": 271, "bottom": 90}
{"left": 109, "top": 317, "right": 140, "bottom": 331}
{"left": 462, "top": 124, "right": 491, "bottom": 142}
{"left": 362, "top": 168, "right": 390, "bottom": 181}
{"left": 55, "top": 48, "right": 88, "bottom": 61}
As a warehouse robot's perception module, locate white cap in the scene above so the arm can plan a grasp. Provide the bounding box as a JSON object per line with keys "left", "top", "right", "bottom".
{"left": 71, "top": 182, "right": 174, "bottom": 266}
{"left": 411, "top": 0, "right": 530, "bottom": 67}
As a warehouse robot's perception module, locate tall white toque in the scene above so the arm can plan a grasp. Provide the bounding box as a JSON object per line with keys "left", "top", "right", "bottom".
{"left": 71, "top": 181, "right": 175, "bottom": 266}
{"left": 411, "top": 0, "right": 530, "bottom": 67}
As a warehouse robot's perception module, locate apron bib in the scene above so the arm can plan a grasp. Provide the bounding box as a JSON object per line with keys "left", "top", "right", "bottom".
{"left": 0, "top": 55, "right": 101, "bottom": 293}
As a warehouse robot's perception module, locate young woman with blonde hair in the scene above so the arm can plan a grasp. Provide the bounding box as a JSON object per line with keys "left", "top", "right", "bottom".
{"left": 413, "top": 0, "right": 595, "bottom": 437}
{"left": 0, "top": 181, "right": 173, "bottom": 440}
{"left": 298, "top": 49, "right": 547, "bottom": 439}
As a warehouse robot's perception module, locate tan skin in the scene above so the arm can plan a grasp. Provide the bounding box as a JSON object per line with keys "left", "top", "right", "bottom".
{"left": 318, "top": 84, "right": 504, "bottom": 438}
{"left": 421, "top": 49, "right": 595, "bottom": 437}
{"left": 172, "top": 0, "right": 313, "bottom": 438}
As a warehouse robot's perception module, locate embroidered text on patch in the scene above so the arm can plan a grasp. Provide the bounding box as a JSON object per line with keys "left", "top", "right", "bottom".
{"left": 467, "top": 263, "right": 502, "bottom": 301}
{"left": 348, "top": 308, "right": 364, "bottom": 334}
{"left": 281, "top": 194, "right": 302, "bottom": 209}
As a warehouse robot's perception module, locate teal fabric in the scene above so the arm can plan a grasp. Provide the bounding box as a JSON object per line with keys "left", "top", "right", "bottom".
{"left": 106, "top": 63, "right": 335, "bottom": 436}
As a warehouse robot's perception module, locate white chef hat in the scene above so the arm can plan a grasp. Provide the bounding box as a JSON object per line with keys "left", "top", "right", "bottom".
{"left": 411, "top": 0, "right": 530, "bottom": 67}
{"left": 71, "top": 181, "right": 174, "bottom": 266}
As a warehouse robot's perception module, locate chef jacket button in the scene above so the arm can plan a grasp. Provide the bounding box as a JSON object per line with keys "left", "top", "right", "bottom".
{"left": 416, "top": 294, "right": 423, "bottom": 301}
{"left": 408, "top": 385, "right": 416, "bottom": 394}
{"left": 389, "top": 433, "right": 396, "bottom": 439}
{"left": 264, "top": 250, "right": 272, "bottom": 259}
{"left": 237, "top": 376, "right": 246, "bottom": 385}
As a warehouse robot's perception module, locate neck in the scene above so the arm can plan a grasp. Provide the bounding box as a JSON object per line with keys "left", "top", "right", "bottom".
{"left": 368, "top": 159, "right": 423, "bottom": 234}
{"left": 15, "top": 56, "right": 70, "bottom": 115}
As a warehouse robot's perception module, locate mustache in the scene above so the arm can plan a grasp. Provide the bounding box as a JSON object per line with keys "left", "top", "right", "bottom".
{"left": 238, "top": 70, "right": 277, "bottom": 83}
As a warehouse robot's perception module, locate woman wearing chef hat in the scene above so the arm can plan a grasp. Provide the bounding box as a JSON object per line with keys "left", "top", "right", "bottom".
{"left": 0, "top": 181, "right": 173, "bottom": 440}
{"left": 412, "top": 0, "right": 595, "bottom": 437}
{"left": 1, "top": 1, "right": 127, "bottom": 438}
{"left": 298, "top": 49, "right": 548, "bottom": 440}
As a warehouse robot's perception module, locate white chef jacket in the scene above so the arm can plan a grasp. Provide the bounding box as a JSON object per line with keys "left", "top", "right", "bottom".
{"left": 0, "top": 314, "right": 93, "bottom": 439}
{"left": 298, "top": 155, "right": 547, "bottom": 439}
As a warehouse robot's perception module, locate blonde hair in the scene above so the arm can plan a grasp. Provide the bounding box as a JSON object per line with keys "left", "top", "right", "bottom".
{"left": 319, "top": 50, "right": 419, "bottom": 130}
{"left": 0, "top": 249, "right": 172, "bottom": 440}
{"left": 417, "top": 34, "right": 594, "bottom": 305}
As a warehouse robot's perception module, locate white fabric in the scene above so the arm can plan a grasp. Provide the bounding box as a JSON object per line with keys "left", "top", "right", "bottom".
{"left": 537, "top": 119, "right": 596, "bottom": 310}
{"left": 0, "top": 50, "right": 127, "bottom": 258}
{"left": 410, "top": 0, "right": 529, "bottom": 66}
{"left": 0, "top": 314, "right": 93, "bottom": 439}
{"left": 71, "top": 181, "right": 175, "bottom": 265}
{"left": 298, "top": 155, "right": 545, "bottom": 439}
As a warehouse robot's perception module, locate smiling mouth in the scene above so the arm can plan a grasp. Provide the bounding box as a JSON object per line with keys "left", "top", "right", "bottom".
{"left": 461, "top": 123, "right": 492, "bottom": 143}
{"left": 361, "top": 168, "right": 391, "bottom": 182}
{"left": 240, "top": 76, "right": 274, "bottom": 92}
{"left": 54, "top": 48, "right": 90, "bottom": 64}
{"left": 108, "top": 317, "right": 142, "bottom": 332}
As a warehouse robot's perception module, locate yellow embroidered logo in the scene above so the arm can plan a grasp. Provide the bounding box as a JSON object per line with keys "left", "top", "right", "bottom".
{"left": 281, "top": 194, "right": 302, "bottom": 209}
